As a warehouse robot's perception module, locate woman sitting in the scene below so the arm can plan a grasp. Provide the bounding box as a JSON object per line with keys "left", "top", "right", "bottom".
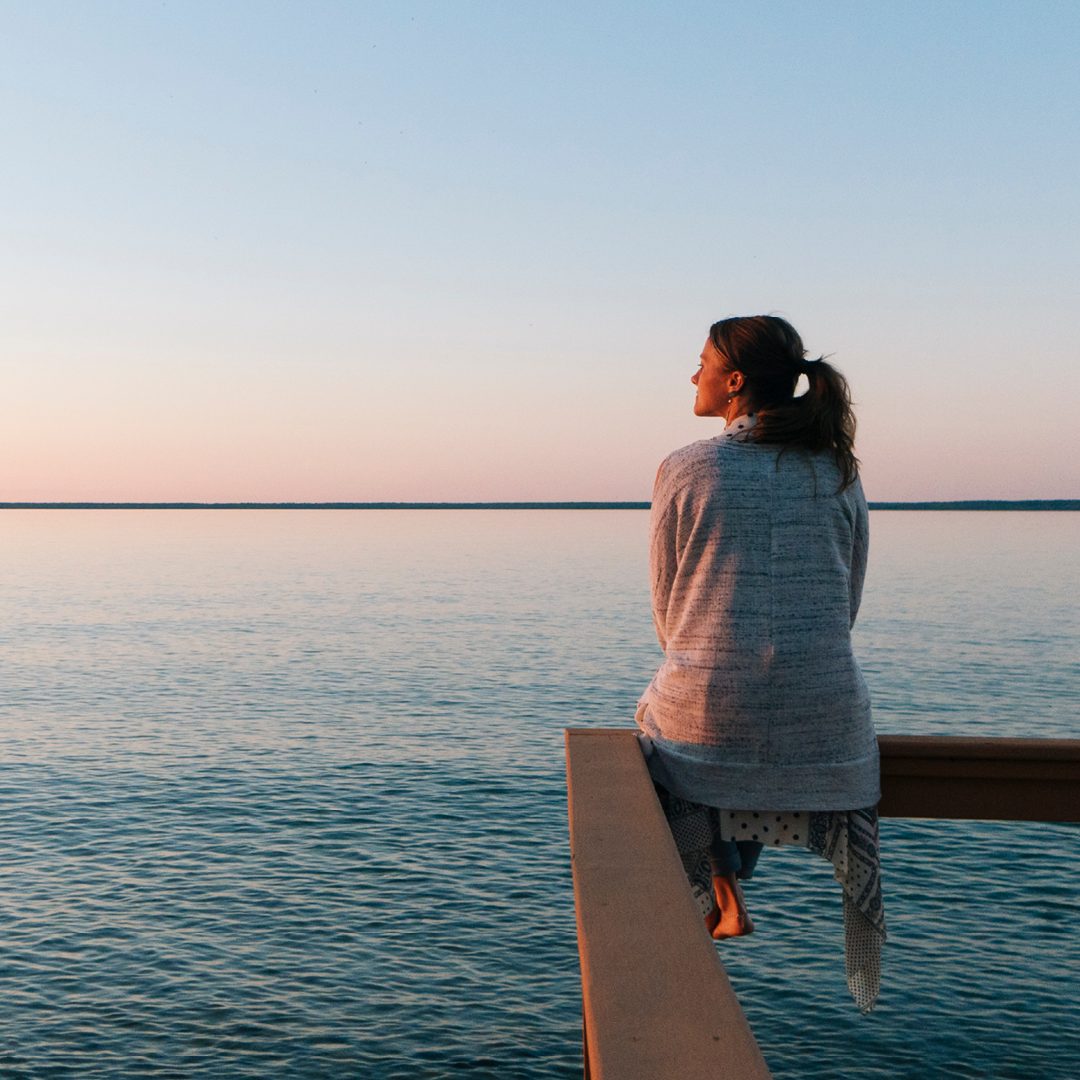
{"left": 637, "top": 315, "right": 885, "bottom": 1010}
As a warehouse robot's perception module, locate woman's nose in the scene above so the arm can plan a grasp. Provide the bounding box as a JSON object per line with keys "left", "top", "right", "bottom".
{"left": 691, "top": 371, "right": 699, "bottom": 385}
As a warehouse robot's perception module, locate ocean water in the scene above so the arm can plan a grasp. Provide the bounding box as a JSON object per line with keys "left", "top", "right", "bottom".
{"left": 0, "top": 509, "right": 1077, "bottom": 1079}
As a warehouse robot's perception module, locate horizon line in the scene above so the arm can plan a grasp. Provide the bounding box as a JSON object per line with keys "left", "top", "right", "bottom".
{"left": 1, "top": 500, "right": 1079, "bottom": 511}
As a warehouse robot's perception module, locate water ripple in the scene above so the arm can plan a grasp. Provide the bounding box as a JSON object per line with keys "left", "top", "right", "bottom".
{"left": 0, "top": 510, "right": 1078, "bottom": 1077}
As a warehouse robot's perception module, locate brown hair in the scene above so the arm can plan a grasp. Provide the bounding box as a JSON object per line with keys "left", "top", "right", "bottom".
{"left": 709, "top": 315, "right": 859, "bottom": 490}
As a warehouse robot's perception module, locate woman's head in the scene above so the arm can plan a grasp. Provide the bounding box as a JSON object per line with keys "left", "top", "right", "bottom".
{"left": 704, "top": 315, "right": 859, "bottom": 490}
{"left": 708, "top": 316, "right": 805, "bottom": 404}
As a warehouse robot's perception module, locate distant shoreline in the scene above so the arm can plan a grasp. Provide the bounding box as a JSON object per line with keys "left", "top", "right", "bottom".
{"left": 868, "top": 501, "right": 1080, "bottom": 511}
{"left": 1, "top": 501, "right": 1078, "bottom": 511}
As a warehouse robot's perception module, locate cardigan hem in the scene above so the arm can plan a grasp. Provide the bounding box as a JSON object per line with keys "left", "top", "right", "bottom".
{"left": 643, "top": 736, "right": 881, "bottom": 812}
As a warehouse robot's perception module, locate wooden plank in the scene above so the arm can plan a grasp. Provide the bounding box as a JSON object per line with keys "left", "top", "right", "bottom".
{"left": 566, "top": 729, "right": 772, "bottom": 1080}
{"left": 878, "top": 735, "right": 1080, "bottom": 821}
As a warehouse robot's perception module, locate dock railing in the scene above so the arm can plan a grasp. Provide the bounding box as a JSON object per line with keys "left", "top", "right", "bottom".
{"left": 565, "top": 729, "right": 1080, "bottom": 1080}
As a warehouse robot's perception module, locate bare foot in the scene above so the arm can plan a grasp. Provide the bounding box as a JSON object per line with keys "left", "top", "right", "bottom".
{"left": 704, "top": 903, "right": 721, "bottom": 936}
{"left": 711, "top": 874, "right": 755, "bottom": 940}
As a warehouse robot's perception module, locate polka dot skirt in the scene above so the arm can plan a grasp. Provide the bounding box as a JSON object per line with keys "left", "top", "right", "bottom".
{"left": 718, "top": 809, "right": 805, "bottom": 846}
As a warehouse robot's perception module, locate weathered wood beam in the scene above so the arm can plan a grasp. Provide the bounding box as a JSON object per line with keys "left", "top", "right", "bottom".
{"left": 566, "top": 728, "right": 772, "bottom": 1080}
{"left": 878, "top": 734, "right": 1080, "bottom": 821}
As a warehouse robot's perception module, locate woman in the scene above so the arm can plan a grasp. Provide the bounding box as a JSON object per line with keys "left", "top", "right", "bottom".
{"left": 636, "top": 315, "right": 884, "bottom": 1011}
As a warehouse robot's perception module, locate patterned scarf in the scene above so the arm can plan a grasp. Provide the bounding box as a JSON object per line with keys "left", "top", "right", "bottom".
{"left": 656, "top": 786, "right": 886, "bottom": 1013}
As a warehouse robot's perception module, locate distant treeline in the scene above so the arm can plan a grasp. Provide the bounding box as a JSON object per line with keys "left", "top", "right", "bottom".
{"left": 866, "top": 501, "right": 1080, "bottom": 511}
{"left": 0, "top": 501, "right": 652, "bottom": 510}
{"left": 1, "top": 501, "right": 1078, "bottom": 511}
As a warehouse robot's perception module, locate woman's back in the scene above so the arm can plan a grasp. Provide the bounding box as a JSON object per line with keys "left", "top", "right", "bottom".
{"left": 642, "top": 436, "right": 878, "bottom": 811}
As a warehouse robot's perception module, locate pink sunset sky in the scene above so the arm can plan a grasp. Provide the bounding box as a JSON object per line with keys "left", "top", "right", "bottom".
{"left": 1, "top": 2, "right": 1078, "bottom": 503}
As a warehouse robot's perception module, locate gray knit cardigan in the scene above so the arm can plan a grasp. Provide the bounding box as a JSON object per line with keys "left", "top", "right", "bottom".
{"left": 638, "top": 435, "right": 880, "bottom": 811}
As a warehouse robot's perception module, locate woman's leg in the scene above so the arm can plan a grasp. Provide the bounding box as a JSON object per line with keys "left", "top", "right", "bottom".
{"left": 734, "top": 840, "right": 764, "bottom": 880}
{"left": 710, "top": 875, "right": 755, "bottom": 939}
{"left": 708, "top": 834, "right": 755, "bottom": 939}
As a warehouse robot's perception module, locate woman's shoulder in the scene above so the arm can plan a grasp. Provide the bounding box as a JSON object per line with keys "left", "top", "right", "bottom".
{"left": 660, "top": 437, "right": 716, "bottom": 471}
{"left": 654, "top": 439, "right": 769, "bottom": 512}
{"left": 657, "top": 440, "right": 866, "bottom": 508}
{"left": 657, "top": 438, "right": 720, "bottom": 489}
{"left": 659, "top": 436, "right": 772, "bottom": 482}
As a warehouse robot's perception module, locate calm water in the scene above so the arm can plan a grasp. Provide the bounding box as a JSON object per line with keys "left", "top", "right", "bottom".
{"left": 1, "top": 510, "right": 1078, "bottom": 1078}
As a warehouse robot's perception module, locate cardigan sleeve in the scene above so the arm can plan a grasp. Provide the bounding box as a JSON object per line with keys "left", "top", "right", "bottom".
{"left": 849, "top": 481, "right": 869, "bottom": 628}
{"left": 648, "top": 454, "right": 684, "bottom": 654}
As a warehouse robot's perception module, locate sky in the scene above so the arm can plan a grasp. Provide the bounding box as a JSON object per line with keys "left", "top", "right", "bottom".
{"left": 1, "top": 0, "right": 1077, "bottom": 502}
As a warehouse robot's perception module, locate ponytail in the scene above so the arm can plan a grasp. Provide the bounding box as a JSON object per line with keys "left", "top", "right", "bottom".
{"left": 708, "top": 316, "right": 859, "bottom": 491}
{"left": 754, "top": 357, "right": 858, "bottom": 491}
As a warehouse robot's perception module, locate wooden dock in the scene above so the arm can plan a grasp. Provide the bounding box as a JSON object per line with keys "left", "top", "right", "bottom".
{"left": 565, "top": 729, "right": 1080, "bottom": 1080}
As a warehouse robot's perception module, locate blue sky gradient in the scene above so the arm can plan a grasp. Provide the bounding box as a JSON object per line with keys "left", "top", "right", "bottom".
{"left": 1, "top": 1, "right": 1077, "bottom": 500}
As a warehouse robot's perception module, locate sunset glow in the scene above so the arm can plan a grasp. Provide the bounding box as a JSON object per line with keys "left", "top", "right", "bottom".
{"left": 1, "top": 2, "right": 1077, "bottom": 502}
